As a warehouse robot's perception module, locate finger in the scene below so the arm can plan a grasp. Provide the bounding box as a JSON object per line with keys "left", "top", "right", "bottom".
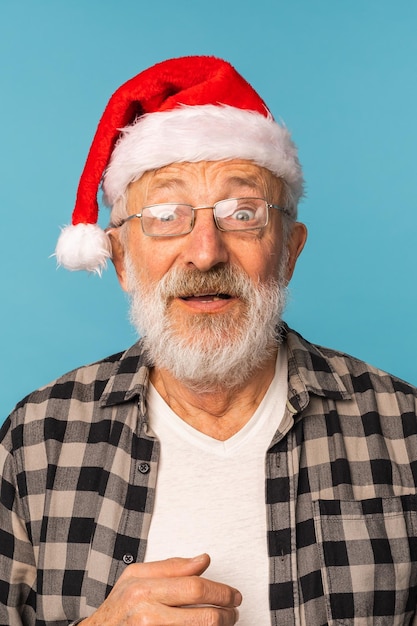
{"left": 166, "top": 605, "right": 239, "bottom": 626}
{"left": 131, "top": 603, "right": 239, "bottom": 626}
{"left": 139, "top": 574, "right": 242, "bottom": 608}
{"left": 121, "top": 553, "right": 211, "bottom": 580}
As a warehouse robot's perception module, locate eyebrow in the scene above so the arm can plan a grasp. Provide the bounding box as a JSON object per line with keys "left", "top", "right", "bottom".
{"left": 148, "top": 177, "right": 186, "bottom": 192}
{"left": 224, "top": 175, "right": 264, "bottom": 190}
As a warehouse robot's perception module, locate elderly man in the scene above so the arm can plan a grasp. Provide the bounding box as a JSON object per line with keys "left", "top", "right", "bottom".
{"left": 1, "top": 56, "right": 417, "bottom": 626}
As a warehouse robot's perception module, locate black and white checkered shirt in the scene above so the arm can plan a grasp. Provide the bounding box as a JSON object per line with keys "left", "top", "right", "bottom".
{"left": 1, "top": 325, "right": 417, "bottom": 625}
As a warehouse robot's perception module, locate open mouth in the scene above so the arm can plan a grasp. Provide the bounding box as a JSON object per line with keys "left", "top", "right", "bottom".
{"left": 180, "top": 293, "right": 232, "bottom": 302}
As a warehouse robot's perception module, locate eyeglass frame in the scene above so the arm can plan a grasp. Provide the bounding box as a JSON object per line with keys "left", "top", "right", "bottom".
{"left": 119, "top": 197, "right": 291, "bottom": 237}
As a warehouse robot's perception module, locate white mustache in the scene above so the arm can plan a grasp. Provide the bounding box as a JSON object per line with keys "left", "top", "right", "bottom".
{"left": 153, "top": 266, "right": 263, "bottom": 302}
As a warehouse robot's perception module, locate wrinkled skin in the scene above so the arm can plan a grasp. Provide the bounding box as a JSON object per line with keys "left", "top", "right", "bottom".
{"left": 81, "top": 554, "right": 241, "bottom": 626}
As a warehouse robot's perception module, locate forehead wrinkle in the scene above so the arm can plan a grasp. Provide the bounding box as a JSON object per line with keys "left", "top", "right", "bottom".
{"left": 149, "top": 174, "right": 264, "bottom": 197}
{"left": 143, "top": 175, "right": 188, "bottom": 204}
{"left": 128, "top": 163, "right": 283, "bottom": 208}
{"left": 222, "top": 169, "right": 283, "bottom": 203}
{"left": 128, "top": 172, "right": 187, "bottom": 211}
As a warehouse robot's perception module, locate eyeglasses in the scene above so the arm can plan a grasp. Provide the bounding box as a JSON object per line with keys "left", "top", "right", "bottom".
{"left": 120, "top": 197, "right": 289, "bottom": 237}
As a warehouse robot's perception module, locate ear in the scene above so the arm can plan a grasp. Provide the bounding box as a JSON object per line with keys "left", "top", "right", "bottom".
{"left": 285, "top": 222, "right": 307, "bottom": 283}
{"left": 107, "top": 228, "right": 128, "bottom": 291}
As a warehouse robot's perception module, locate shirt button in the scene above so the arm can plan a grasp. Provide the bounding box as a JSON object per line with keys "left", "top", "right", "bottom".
{"left": 123, "top": 553, "right": 134, "bottom": 565}
{"left": 138, "top": 462, "right": 150, "bottom": 474}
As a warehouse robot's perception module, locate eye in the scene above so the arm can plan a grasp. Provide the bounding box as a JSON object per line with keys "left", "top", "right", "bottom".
{"left": 159, "top": 211, "right": 176, "bottom": 222}
{"left": 231, "top": 207, "right": 257, "bottom": 221}
{"left": 229, "top": 200, "right": 260, "bottom": 222}
{"left": 215, "top": 198, "right": 264, "bottom": 231}
{"left": 148, "top": 205, "right": 178, "bottom": 222}
{"left": 141, "top": 204, "right": 192, "bottom": 236}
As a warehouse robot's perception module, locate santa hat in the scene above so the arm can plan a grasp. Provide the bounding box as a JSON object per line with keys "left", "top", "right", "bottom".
{"left": 55, "top": 55, "right": 303, "bottom": 273}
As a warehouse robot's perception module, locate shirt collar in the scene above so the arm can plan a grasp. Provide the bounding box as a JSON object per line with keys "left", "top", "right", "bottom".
{"left": 283, "top": 324, "right": 352, "bottom": 414}
{"left": 99, "top": 341, "right": 151, "bottom": 411}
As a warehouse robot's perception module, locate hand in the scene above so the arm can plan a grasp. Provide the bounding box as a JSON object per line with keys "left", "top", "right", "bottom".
{"left": 81, "top": 553, "right": 241, "bottom": 625}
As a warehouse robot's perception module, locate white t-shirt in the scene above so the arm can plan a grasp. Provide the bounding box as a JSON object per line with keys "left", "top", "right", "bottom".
{"left": 144, "top": 346, "right": 288, "bottom": 624}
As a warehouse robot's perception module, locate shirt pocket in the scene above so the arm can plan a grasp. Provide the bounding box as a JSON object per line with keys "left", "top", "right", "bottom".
{"left": 312, "top": 495, "right": 417, "bottom": 625}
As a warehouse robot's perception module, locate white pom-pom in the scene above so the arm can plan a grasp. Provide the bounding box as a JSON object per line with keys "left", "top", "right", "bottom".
{"left": 55, "top": 223, "right": 112, "bottom": 274}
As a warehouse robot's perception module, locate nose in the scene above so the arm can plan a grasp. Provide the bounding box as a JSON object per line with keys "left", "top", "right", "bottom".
{"left": 181, "top": 207, "right": 229, "bottom": 271}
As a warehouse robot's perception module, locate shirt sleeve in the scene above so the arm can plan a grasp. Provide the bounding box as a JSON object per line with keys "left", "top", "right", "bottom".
{"left": 0, "top": 416, "right": 37, "bottom": 625}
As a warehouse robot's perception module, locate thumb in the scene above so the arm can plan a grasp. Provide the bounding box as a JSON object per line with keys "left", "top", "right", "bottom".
{"left": 123, "top": 554, "right": 211, "bottom": 580}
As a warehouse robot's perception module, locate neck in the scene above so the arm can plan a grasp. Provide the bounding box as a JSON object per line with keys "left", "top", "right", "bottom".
{"left": 149, "top": 351, "right": 278, "bottom": 440}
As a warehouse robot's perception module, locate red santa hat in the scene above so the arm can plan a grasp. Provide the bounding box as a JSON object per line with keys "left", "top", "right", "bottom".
{"left": 55, "top": 55, "right": 304, "bottom": 273}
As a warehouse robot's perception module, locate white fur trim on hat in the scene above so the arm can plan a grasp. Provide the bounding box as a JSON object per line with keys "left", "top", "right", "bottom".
{"left": 55, "top": 223, "right": 112, "bottom": 274}
{"left": 102, "top": 105, "right": 304, "bottom": 213}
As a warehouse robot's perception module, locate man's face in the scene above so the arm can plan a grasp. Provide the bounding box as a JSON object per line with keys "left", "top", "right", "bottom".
{"left": 117, "top": 159, "right": 304, "bottom": 302}
{"left": 112, "top": 159, "right": 306, "bottom": 389}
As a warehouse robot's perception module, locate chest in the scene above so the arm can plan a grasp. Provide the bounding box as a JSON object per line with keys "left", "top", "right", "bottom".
{"left": 28, "top": 402, "right": 417, "bottom": 624}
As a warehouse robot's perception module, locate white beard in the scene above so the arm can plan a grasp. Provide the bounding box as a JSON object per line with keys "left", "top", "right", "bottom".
{"left": 125, "top": 257, "right": 288, "bottom": 392}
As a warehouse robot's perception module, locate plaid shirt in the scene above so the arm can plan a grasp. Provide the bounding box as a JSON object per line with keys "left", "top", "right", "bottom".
{"left": 1, "top": 325, "right": 417, "bottom": 626}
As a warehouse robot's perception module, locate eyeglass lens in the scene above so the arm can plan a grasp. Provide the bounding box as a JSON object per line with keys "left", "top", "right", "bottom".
{"left": 141, "top": 198, "right": 267, "bottom": 235}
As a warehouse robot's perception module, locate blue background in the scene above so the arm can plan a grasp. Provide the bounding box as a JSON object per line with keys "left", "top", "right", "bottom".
{"left": 1, "top": 0, "right": 416, "bottom": 418}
